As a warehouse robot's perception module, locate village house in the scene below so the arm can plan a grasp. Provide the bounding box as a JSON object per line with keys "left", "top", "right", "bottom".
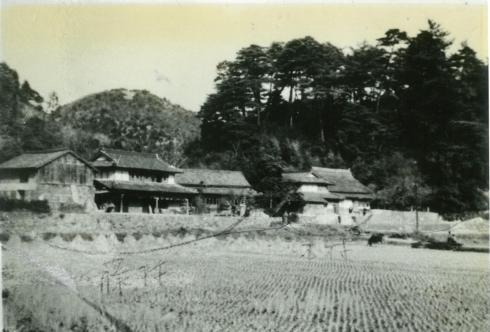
{"left": 0, "top": 149, "right": 97, "bottom": 211}
{"left": 91, "top": 149, "right": 197, "bottom": 213}
{"left": 311, "top": 166, "right": 373, "bottom": 214}
{"left": 176, "top": 169, "right": 253, "bottom": 215}
{"left": 274, "top": 167, "right": 373, "bottom": 221}
{"left": 275, "top": 171, "right": 343, "bottom": 215}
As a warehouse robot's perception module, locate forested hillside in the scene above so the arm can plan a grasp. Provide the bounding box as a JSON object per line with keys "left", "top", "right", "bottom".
{"left": 53, "top": 89, "right": 200, "bottom": 166}
{"left": 192, "top": 20, "right": 488, "bottom": 216}
{"left": 0, "top": 63, "right": 56, "bottom": 162}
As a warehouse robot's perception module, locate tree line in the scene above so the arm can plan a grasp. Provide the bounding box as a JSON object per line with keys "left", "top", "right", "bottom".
{"left": 192, "top": 20, "right": 488, "bottom": 217}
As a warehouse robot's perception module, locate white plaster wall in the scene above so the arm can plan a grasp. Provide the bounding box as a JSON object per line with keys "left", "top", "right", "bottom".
{"left": 340, "top": 199, "right": 353, "bottom": 210}
{"left": 0, "top": 183, "right": 37, "bottom": 191}
{"left": 168, "top": 174, "right": 175, "bottom": 184}
{"left": 114, "top": 170, "right": 129, "bottom": 181}
{"left": 96, "top": 170, "right": 115, "bottom": 180}
{"left": 302, "top": 204, "right": 329, "bottom": 215}
{"left": 298, "top": 184, "right": 318, "bottom": 192}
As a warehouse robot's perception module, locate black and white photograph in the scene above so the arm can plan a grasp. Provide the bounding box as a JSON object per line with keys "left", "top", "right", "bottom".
{"left": 0, "top": 0, "right": 488, "bottom": 331}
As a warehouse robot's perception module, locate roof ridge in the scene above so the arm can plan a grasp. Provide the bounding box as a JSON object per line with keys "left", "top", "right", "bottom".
{"left": 101, "top": 148, "right": 158, "bottom": 158}
{"left": 24, "top": 148, "right": 71, "bottom": 154}
{"left": 181, "top": 168, "right": 245, "bottom": 173}
{"left": 0, "top": 148, "right": 96, "bottom": 171}
{"left": 312, "top": 166, "right": 351, "bottom": 173}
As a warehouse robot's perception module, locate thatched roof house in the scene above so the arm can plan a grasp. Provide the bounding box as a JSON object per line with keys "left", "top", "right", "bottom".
{"left": 274, "top": 171, "right": 342, "bottom": 216}
{"left": 311, "top": 166, "right": 373, "bottom": 200}
{"left": 274, "top": 167, "right": 373, "bottom": 217}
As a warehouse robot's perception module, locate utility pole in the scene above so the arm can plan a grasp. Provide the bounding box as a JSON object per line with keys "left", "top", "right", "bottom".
{"left": 414, "top": 184, "right": 419, "bottom": 233}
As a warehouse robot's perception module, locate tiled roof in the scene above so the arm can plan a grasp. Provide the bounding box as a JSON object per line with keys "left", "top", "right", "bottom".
{"left": 199, "top": 187, "right": 252, "bottom": 196}
{"left": 300, "top": 192, "right": 342, "bottom": 203}
{"left": 176, "top": 169, "right": 251, "bottom": 187}
{"left": 95, "top": 180, "right": 197, "bottom": 194}
{"left": 282, "top": 172, "right": 334, "bottom": 185}
{"left": 336, "top": 192, "right": 374, "bottom": 200}
{"left": 0, "top": 149, "right": 96, "bottom": 170}
{"left": 93, "top": 149, "right": 182, "bottom": 173}
{"left": 311, "top": 166, "right": 372, "bottom": 196}
{"left": 91, "top": 160, "right": 114, "bottom": 167}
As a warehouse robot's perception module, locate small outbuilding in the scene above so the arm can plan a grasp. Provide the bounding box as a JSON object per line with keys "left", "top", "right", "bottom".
{"left": 0, "top": 149, "right": 97, "bottom": 211}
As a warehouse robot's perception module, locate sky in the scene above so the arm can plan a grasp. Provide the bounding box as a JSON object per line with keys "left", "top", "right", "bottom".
{"left": 1, "top": 2, "right": 488, "bottom": 112}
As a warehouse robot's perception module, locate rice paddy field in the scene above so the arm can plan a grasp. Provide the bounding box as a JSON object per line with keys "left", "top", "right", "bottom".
{"left": 2, "top": 233, "right": 489, "bottom": 332}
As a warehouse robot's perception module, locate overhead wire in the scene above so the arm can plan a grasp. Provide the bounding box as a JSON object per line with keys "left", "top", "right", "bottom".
{"left": 45, "top": 216, "right": 293, "bottom": 255}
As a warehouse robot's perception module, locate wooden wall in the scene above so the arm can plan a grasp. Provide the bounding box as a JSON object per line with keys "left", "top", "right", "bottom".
{"left": 38, "top": 154, "right": 94, "bottom": 185}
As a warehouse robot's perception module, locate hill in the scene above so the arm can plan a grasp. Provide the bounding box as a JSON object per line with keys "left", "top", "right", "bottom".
{"left": 52, "top": 89, "right": 201, "bottom": 165}
{"left": 0, "top": 63, "right": 52, "bottom": 163}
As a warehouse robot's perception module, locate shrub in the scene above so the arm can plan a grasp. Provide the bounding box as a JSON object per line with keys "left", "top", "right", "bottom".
{"left": 0, "top": 198, "right": 50, "bottom": 214}
{"left": 388, "top": 233, "right": 409, "bottom": 239}
{"left": 288, "top": 213, "right": 299, "bottom": 223}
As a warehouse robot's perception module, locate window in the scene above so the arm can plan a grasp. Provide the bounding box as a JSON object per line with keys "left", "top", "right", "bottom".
{"left": 20, "top": 173, "right": 29, "bottom": 183}
{"left": 18, "top": 190, "right": 25, "bottom": 200}
{"left": 206, "top": 197, "right": 220, "bottom": 205}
